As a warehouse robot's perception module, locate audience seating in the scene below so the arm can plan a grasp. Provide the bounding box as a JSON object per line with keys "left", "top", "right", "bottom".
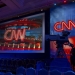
{"left": 0, "top": 66, "right": 74, "bottom": 75}
{"left": 3, "top": 59, "right": 8, "bottom": 72}
{"left": 16, "top": 66, "right": 26, "bottom": 75}
{"left": 7, "top": 59, "right": 13, "bottom": 72}
{"left": 36, "top": 61, "right": 45, "bottom": 71}
{"left": 64, "top": 71, "right": 75, "bottom": 75}
{"left": 12, "top": 59, "right": 19, "bottom": 73}
{"left": 38, "top": 68, "right": 49, "bottom": 75}
{"left": 50, "top": 70, "right": 61, "bottom": 75}
{"left": 22, "top": 59, "right": 26, "bottom": 68}
{"left": 4, "top": 72, "right": 13, "bottom": 75}
{"left": 0, "top": 72, "right": 5, "bottom": 75}
{"left": 0, "top": 58, "right": 75, "bottom": 75}
{"left": 0, "top": 58, "right": 37, "bottom": 73}
{"left": 26, "top": 67, "right": 36, "bottom": 75}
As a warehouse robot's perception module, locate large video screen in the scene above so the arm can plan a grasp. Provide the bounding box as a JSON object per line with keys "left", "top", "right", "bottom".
{"left": 50, "top": 3, "right": 75, "bottom": 58}
{"left": 0, "top": 13, "right": 45, "bottom": 53}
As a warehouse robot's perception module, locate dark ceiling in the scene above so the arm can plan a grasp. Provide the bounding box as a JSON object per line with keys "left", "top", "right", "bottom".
{"left": 0, "top": 0, "right": 6, "bottom": 8}
{"left": 0, "top": 0, "right": 72, "bottom": 21}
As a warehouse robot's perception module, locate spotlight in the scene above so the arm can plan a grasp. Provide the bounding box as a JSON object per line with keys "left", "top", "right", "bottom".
{"left": 41, "top": 9, "right": 43, "bottom": 11}
{"left": 64, "top": 0, "right": 67, "bottom": 3}
{"left": 54, "top": 3, "right": 56, "bottom": 6}
{"left": 73, "top": 1, "right": 74, "bottom": 2}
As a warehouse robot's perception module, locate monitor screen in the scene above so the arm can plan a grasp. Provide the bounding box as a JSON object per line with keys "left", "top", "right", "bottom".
{"left": 50, "top": 3, "right": 75, "bottom": 58}
{"left": 0, "top": 13, "right": 45, "bottom": 53}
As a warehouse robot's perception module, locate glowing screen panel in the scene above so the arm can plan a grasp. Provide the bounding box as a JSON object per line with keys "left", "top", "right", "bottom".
{"left": 50, "top": 3, "right": 75, "bottom": 58}
{"left": 0, "top": 13, "right": 45, "bottom": 53}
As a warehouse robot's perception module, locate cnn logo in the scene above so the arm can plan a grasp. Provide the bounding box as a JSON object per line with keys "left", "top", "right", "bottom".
{"left": 4, "top": 28, "right": 26, "bottom": 41}
{"left": 54, "top": 20, "right": 75, "bottom": 32}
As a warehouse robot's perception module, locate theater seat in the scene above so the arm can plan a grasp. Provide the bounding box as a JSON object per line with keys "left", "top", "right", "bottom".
{"left": 64, "top": 71, "right": 75, "bottom": 75}
{"left": 4, "top": 72, "right": 13, "bottom": 75}
{"left": 50, "top": 70, "right": 61, "bottom": 75}
{"left": 26, "top": 67, "right": 36, "bottom": 75}
{"left": 0, "top": 72, "right": 5, "bottom": 75}
{"left": 36, "top": 61, "right": 45, "bottom": 71}
{"left": 38, "top": 69, "right": 49, "bottom": 75}
{"left": 16, "top": 66, "right": 26, "bottom": 75}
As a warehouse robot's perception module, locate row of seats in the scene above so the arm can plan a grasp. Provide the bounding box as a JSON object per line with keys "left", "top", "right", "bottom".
{"left": 0, "top": 58, "right": 46, "bottom": 73}
{"left": 0, "top": 66, "right": 75, "bottom": 75}
{"left": 0, "top": 58, "right": 73, "bottom": 74}
{"left": 16, "top": 67, "right": 75, "bottom": 75}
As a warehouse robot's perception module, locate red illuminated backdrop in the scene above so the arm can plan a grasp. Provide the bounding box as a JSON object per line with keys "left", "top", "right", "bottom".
{"left": 50, "top": 37, "right": 75, "bottom": 62}
{"left": 50, "top": 20, "right": 75, "bottom": 61}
